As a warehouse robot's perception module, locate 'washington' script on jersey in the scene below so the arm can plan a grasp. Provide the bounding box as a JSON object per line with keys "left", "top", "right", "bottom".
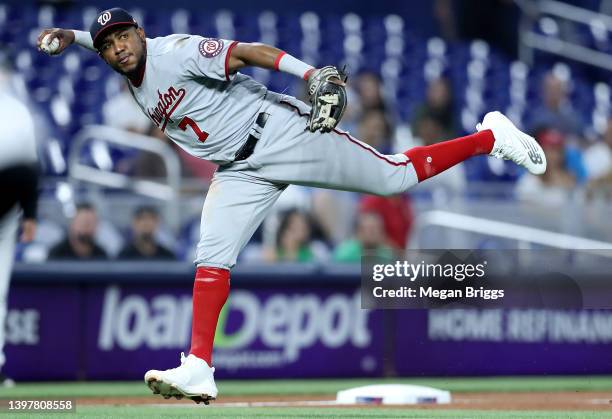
{"left": 147, "top": 86, "right": 186, "bottom": 130}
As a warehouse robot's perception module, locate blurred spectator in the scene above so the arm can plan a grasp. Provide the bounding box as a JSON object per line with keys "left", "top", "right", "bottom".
{"left": 355, "top": 72, "right": 387, "bottom": 112}
{"left": 48, "top": 203, "right": 108, "bottom": 260}
{"left": 118, "top": 206, "right": 175, "bottom": 260}
{"left": 414, "top": 111, "right": 446, "bottom": 145}
{"left": 413, "top": 77, "right": 456, "bottom": 136}
{"left": 439, "top": 0, "right": 519, "bottom": 57}
{"left": 530, "top": 72, "right": 584, "bottom": 137}
{"left": 584, "top": 118, "right": 612, "bottom": 195}
{"left": 242, "top": 185, "right": 339, "bottom": 263}
{"left": 516, "top": 129, "right": 576, "bottom": 205}
{"left": 263, "top": 209, "right": 328, "bottom": 263}
{"left": 359, "top": 194, "right": 413, "bottom": 251}
{"left": 334, "top": 212, "right": 394, "bottom": 263}
{"left": 584, "top": 117, "right": 612, "bottom": 181}
{"left": 311, "top": 190, "right": 356, "bottom": 245}
{"left": 434, "top": 0, "right": 457, "bottom": 41}
{"left": 358, "top": 110, "right": 393, "bottom": 151}
{"left": 103, "top": 83, "right": 150, "bottom": 134}
{"left": 132, "top": 125, "right": 169, "bottom": 179}
{"left": 337, "top": 85, "right": 363, "bottom": 134}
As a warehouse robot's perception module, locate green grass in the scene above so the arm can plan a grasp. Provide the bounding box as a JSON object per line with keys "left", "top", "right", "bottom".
{"left": 4, "top": 406, "right": 610, "bottom": 419}
{"left": 0, "top": 376, "right": 611, "bottom": 398}
{"left": 0, "top": 377, "right": 611, "bottom": 418}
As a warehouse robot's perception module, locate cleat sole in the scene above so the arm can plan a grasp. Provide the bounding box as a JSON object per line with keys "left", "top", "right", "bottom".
{"left": 146, "top": 377, "right": 216, "bottom": 404}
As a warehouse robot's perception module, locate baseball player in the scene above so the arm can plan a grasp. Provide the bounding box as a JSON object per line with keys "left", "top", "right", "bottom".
{"left": 0, "top": 60, "right": 39, "bottom": 386}
{"left": 38, "top": 8, "right": 546, "bottom": 404}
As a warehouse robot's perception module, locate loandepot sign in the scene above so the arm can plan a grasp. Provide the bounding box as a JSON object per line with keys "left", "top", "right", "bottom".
{"left": 214, "top": 291, "right": 371, "bottom": 369}
{"left": 97, "top": 287, "right": 372, "bottom": 368}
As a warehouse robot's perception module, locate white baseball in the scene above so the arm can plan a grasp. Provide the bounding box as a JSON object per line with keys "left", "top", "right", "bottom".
{"left": 41, "top": 34, "right": 60, "bottom": 54}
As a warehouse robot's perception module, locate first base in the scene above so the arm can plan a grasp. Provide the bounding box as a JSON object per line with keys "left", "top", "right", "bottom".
{"left": 336, "top": 384, "right": 451, "bottom": 405}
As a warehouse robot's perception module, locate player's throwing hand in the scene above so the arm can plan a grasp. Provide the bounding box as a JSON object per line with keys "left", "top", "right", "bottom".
{"left": 37, "top": 28, "right": 74, "bottom": 55}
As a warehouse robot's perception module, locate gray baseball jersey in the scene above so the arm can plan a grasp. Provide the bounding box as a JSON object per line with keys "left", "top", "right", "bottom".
{"left": 105, "top": 34, "right": 419, "bottom": 268}
{"left": 128, "top": 34, "right": 267, "bottom": 164}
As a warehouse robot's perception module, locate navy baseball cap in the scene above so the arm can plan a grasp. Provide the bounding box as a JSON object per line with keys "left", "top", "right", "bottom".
{"left": 90, "top": 8, "right": 138, "bottom": 49}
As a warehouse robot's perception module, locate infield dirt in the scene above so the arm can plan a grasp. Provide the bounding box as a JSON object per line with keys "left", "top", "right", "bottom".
{"left": 75, "top": 391, "right": 612, "bottom": 411}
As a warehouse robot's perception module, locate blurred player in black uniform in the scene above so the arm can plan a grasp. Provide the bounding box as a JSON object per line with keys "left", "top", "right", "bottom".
{"left": 0, "top": 59, "right": 39, "bottom": 386}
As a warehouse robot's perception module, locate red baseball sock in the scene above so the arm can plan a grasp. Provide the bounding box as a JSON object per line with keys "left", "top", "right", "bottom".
{"left": 190, "top": 267, "right": 230, "bottom": 365}
{"left": 404, "top": 129, "right": 495, "bottom": 182}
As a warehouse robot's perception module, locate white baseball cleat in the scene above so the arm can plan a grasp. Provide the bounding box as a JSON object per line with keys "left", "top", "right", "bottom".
{"left": 144, "top": 352, "right": 218, "bottom": 404}
{"left": 477, "top": 111, "right": 547, "bottom": 175}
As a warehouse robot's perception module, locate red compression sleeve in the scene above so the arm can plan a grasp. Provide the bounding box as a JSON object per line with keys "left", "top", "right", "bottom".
{"left": 190, "top": 267, "right": 230, "bottom": 365}
{"left": 404, "top": 129, "right": 495, "bottom": 182}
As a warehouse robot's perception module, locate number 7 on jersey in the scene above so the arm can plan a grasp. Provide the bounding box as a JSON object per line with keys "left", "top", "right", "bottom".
{"left": 179, "top": 116, "right": 209, "bottom": 143}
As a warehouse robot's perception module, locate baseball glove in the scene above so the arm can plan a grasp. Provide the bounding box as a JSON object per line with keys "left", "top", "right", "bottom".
{"left": 306, "top": 66, "right": 348, "bottom": 133}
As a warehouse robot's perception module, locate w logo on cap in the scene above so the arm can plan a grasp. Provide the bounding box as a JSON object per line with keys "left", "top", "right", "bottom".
{"left": 98, "top": 11, "right": 112, "bottom": 26}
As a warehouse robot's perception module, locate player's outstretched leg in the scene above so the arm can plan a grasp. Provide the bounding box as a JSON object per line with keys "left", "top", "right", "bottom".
{"left": 403, "top": 111, "right": 546, "bottom": 183}
{"left": 144, "top": 266, "right": 229, "bottom": 404}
